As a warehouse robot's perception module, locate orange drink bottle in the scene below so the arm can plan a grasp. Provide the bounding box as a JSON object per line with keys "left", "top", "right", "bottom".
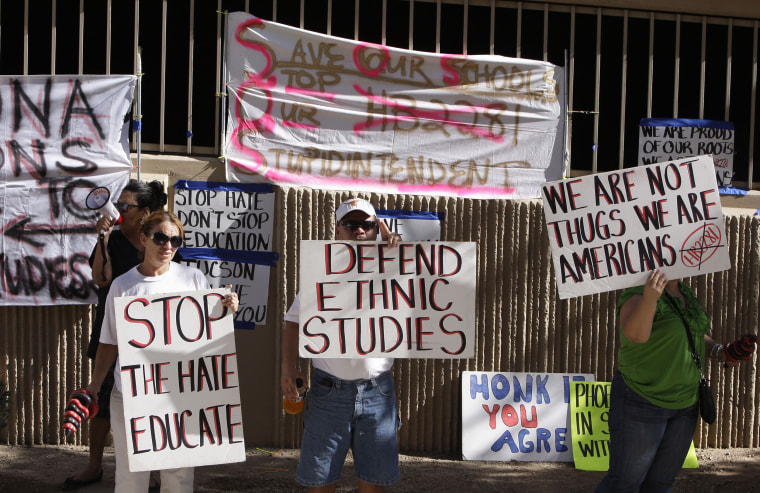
{"left": 283, "top": 378, "right": 307, "bottom": 414}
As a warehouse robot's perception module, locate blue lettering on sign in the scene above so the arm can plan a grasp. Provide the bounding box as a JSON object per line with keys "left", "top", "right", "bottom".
{"left": 490, "top": 427, "right": 568, "bottom": 454}
{"left": 469, "top": 373, "right": 489, "bottom": 400}
{"left": 563, "top": 375, "right": 588, "bottom": 403}
{"left": 470, "top": 373, "right": 557, "bottom": 403}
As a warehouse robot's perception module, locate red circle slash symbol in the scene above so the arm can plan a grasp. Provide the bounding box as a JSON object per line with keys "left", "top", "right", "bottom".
{"left": 680, "top": 223, "right": 722, "bottom": 268}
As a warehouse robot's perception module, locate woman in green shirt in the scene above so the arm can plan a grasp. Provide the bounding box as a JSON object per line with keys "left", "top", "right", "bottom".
{"left": 596, "top": 270, "right": 742, "bottom": 492}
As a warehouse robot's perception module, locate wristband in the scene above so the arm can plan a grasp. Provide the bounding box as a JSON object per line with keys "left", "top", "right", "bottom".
{"left": 710, "top": 344, "right": 724, "bottom": 359}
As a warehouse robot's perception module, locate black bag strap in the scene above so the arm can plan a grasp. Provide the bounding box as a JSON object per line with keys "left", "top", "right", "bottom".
{"left": 662, "top": 290, "right": 706, "bottom": 380}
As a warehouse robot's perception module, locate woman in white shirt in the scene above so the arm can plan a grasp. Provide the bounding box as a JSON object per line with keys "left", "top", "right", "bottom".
{"left": 85, "top": 211, "right": 239, "bottom": 493}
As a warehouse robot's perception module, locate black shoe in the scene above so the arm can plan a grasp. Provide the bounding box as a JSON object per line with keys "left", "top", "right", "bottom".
{"left": 62, "top": 469, "right": 103, "bottom": 490}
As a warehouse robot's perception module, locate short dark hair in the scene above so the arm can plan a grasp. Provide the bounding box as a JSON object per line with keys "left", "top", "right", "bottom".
{"left": 124, "top": 179, "right": 167, "bottom": 211}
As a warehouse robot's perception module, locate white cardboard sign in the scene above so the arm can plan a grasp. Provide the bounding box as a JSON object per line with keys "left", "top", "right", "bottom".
{"left": 299, "top": 240, "right": 476, "bottom": 358}
{"left": 114, "top": 288, "right": 246, "bottom": 471}
{"left": 462, "top": 371, "right": 594, "bottom": 462}
{"left": 542, "top": 155, "right": 730, "bottom": 299}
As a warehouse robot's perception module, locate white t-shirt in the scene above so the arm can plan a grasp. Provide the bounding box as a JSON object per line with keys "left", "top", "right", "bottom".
{"left": 285, "top": 293, "right": 393, "bottom": 380}
{"left": 100, "top": 262, "right": 210, "bottom": 393}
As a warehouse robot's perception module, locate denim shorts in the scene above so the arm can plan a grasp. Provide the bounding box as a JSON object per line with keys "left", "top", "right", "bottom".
{"left": 296, "top": 368, "right": 400, "bottom": 487}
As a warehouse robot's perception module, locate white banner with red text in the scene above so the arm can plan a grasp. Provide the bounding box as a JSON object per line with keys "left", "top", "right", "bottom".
{"left": 224, "top": 12, "right": 565, "bottom": 200}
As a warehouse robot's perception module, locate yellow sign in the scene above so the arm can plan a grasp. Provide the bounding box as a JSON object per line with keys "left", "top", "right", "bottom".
{"left": 569, "top": 381, "right": 698, "bottom": 471}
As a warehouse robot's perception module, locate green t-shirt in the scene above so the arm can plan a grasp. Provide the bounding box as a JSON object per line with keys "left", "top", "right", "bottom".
{"left": 617, "top": 282, "right": 710, "bottom": 409}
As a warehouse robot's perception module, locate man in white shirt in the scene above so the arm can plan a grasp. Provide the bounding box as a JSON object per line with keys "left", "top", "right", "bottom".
{"left": 281, "top": 198, "right": 402, "bottom": 493}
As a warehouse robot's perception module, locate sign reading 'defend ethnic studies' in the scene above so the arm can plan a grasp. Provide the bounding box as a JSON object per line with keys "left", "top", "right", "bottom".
{"left": 299, "top": 241, "right": 476, "bottom": 358}
{"left": 541, "top": 155, "right": 730, "bottom": 299}
{"left": 114, "top": 288, "right": 245, "bottom": 471}
{"left": 462, "top": 371, "right": 594, "bottom": 462}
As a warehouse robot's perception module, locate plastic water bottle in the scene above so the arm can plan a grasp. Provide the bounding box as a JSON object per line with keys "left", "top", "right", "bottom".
{"left": 283, "top": 378, "right": 307, "bottom": 414}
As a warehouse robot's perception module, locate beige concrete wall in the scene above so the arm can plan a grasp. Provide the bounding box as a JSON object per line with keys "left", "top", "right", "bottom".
{"left": 1, "top": 154, "right": 758, "bottom": 451}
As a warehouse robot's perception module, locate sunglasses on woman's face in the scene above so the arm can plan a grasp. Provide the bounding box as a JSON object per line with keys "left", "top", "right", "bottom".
{"left": 113, "top": 202, "right": 139, "bottom": 213}
{"left": 149, "top": 231, "right": 183, "bottom": 248}
{"left": 338, "top": 220, "right": 378, "bottom": 232}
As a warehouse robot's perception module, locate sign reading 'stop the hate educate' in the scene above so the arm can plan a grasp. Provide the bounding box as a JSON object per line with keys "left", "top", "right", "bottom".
{"left": 541, "top": 155, "right": 730, "bottom": 299}
{"left": 114, "top": 288, "right": 246, "bottom": 472}
{"left": 299, "top": 240, "right": 476, "bottom": 358}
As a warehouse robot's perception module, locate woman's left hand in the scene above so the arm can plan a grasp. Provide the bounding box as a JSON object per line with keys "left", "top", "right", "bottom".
{"left": 222, "top": 288, "right": 240, "bottom": 313}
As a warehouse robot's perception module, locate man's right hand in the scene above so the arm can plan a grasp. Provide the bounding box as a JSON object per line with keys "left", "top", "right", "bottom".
{"left": 281, "top": 367, "right": 305, "bottom": 401}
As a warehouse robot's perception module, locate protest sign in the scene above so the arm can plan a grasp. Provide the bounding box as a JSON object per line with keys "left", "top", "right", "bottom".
{"left": 114, "top": 288, "right": 245, "bottom": 471}
{"left": 298, "top": 240, "right": 476, "bottom": 358}
{"left": 569, "top": 381, "right": 698, "bottom": 471}
{"left": 174, "top": 180, "right": 278, "bottom": 329}
{"left": 638, "top": 118, "right": 735, "bottom": 187}
{"left": 462, "top": 371, "right": 594, "bottom": 461}
{"left": 377, "top": 209, "right": 444, "bottom": 241}
{"left": 541, "top": 155, "right": 730, "bottom": 299}
{"left": 224, "top": 12, "right": 565, "bottom": 199}
{"left": 0, "top": 75, "right": 135, "bottom": 306}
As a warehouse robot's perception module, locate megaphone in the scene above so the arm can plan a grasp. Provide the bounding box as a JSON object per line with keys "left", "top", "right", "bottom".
{"left": 86, "top": 187, "right": 122, "bottom": 235}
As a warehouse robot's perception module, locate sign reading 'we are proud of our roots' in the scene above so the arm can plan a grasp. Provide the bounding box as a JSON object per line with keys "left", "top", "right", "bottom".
{"left": 541, "top": 155, "right": 730, "bottom": 299}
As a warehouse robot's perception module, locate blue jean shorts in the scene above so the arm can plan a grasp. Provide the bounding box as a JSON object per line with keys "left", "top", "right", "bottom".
{"left": 296, "top": 369, "right": 400, "bottom": 487}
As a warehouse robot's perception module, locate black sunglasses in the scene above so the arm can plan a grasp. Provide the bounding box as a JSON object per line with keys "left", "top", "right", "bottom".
{"left": 338, "top": 220, "right": 378, "bottom": 232}
{"left": 113, "top": 202, "right": 139, "bottom": 213}
{"left": 149, "top": 232, "right": 183, "bottom": 248}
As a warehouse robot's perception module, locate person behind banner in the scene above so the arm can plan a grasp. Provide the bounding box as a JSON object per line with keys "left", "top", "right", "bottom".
{"left": 281, "top": 198, "right": 402, "bottom": 493}
{"left": 83, "top": 211, "right": 239, "bottom": 493}
{"left": 64, "top": 180, "right": 171, "bottom": 491}
{"left": 595, "top": 270, "right": 752, "bottom": 493}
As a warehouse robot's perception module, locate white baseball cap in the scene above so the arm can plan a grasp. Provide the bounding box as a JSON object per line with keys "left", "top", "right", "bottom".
{"left": 335, "top": 198, "right": 376, "bottom": 223}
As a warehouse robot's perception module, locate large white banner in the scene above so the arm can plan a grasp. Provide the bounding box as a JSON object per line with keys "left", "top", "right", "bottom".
{"left": 0, "top": 75, "right": 135, "bottom": 306}
{"left": 115, "top": 288, "right": 246, "bottom": 471}
{"left": 542, "top": 155, "right": 730, "bottom": 299}
{"left": 224, "top": 12, "right": 565, "bottom": 199}
{"left": 299, "top": 240, "right": 476, "bottom": 358}
{"left": 638, "top": 118, "right": 735, "bottom": 187}
{"left": 462, "top": 371, "right": 594, "bottom": 462}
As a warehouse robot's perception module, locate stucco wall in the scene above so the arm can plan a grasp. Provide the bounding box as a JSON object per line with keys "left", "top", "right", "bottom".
{"left": 1, "top": 154, "right": 758, "bottom": 451}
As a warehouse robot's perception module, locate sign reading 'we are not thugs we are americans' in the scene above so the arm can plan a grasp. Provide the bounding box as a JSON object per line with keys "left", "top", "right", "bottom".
{"left": 541, "top": 155, "right": 730, "bottom": 299}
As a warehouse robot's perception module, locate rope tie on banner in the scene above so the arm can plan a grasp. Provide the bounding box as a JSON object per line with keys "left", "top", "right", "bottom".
{"left": 216, "top": 11, "right": 228, "bottom": 15}
{"left": 132, "top": 114, "right": 143, "bottom": 132}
